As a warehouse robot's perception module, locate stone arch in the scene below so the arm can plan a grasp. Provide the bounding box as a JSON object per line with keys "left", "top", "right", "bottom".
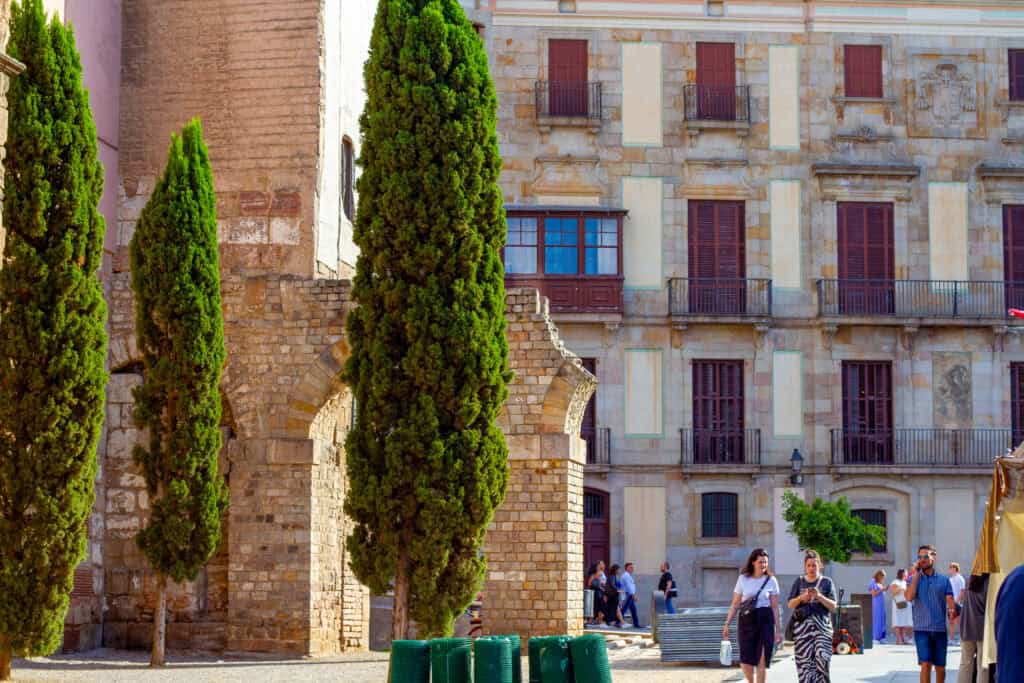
{"left": 281, "top": 337, "right": 350, "bottom": 440}
{"left": 540, "top": 357, "right": 597, "bottom": 437}
{"left": 108, "top": 329, "right": 141, "bottom": 373}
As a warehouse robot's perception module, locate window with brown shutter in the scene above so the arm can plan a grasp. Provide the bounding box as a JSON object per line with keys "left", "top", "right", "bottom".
{"left": 696, "top": 42, "right": 736, "bottom": 120}
{"left": 580, "top": 358, "right": 597, "bottom": 461}
{"left": 1012, "top": 363, "right": 1024, "bottom": 446}
{"left": 342, "top": 138, "right": 355, "bottom": 221}
{"left": 841, "top": 361, "right": 893, "bottom": 464}
{"left": 688, "top": 200, "right": 746, "bottom": 314}
{"left": 844, "top": 45, "right": 883, "bottom": 98}
{"left": 837, "top": 202, "right": 894, "bottom": 314}
{"left": 692, "top": 359, "right": 745, "bottom": 464}
{"left": 1011, "top": 50, "right": 1024, "bottom": 101}
{"left": 702, "top": 493, "right": 739, "bottom": 538}
{"left": 1004, "top": 205, "right": 1024, "bottom": 310}
{"left": 549, "top": 39, "right": 588, "bottom": 116}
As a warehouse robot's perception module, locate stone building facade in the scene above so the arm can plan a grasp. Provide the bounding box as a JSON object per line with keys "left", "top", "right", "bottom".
{"left": 470, "top": 0, "right": 1024, "bottom": 611}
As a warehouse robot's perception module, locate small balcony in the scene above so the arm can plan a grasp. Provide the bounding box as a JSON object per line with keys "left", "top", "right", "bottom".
{"left": 668, "top": 278, "right": 772, "bottom": 320}
{"left": 582, "top": 426, "right": 611, "bottom": 466}
{"left": 817, "top": 279, "right": 1022, "bottom": 322}
{"left": 680, "top": 428, "right": 762, "bottom": 467}
{"left": 829, "top": 428, "right": 1012, "bottom": 468}
{"left": 504, "top": 275, "right": 623, "bottom": 314}
{"left": 535, "top": 80, "right": 602, "bottom": 131}
{"left": 683, "top": 85, "right": 751, "bottom": 140}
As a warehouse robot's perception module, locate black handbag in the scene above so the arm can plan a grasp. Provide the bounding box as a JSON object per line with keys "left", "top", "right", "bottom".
{"left": 739, "top": 577, "right": 771, "bottom": 619}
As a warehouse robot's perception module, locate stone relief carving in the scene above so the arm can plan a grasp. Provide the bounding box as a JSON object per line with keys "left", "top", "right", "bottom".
{"left": 908, "top": 55, "right": 984, "bottom": 139}
{"left": 933, "top": 352, "right": 973, "bottom": 428}
{"left": 915, "top": 63, "right": 976, "bottom": 126}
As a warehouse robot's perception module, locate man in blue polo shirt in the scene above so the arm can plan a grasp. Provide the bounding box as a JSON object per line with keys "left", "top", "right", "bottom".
{"left": 996, "top": 562, "right": 1024, "bottom": 683}
{"left": 906, "top": 544, "right": 957, "bottom": 683}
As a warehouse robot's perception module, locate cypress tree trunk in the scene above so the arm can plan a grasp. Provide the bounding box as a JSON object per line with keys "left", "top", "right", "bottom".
{"left": 1, "top": 640, "right": 11, "bottom": 681}
{"left": 151, "top": 575, "right": 167, "bottom": 667}
{"left": 392, "top": 551, "right": 411, "bottom": 641}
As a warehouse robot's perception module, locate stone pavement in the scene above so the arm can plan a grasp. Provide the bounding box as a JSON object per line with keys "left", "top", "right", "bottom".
{"left": 757, "top": 642, "right": 965, "bottom": 683}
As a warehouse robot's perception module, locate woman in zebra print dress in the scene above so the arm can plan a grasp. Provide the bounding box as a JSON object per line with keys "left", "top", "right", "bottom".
{"left": 786, "top": 550, "right": 838, "bottom": 683}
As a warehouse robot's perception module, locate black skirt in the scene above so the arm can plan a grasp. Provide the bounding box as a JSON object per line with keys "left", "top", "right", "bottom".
{"left": 738, "top": 606, "right": 775, "bottom": 668}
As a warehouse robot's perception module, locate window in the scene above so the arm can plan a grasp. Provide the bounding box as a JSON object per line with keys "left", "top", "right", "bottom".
{"left": 852, "top": 508, "right": 887, "bottom": 553}
{"left": 1004, "top": 206, "right": 1024, "bottom": 310}
{"left": 342, "top": 138, "right": 355, "bottom": 221}
{"left": 702, "top": 492, "right": 738, "bottom": 537}
{"left": 544, "top": 217, "right": 578, "bottom": 274}
{"left": 692, "top": 360, "right": 745, "bottom": 464}
{"left": 844, "top": 45, "right": 883, "bottom": 98}
{"left": 841, "top": 361, "right": 893, "bottom": 464}
{"left": 688, "top": 200, "right": 746, "bottom": 314}
{"left": 837, "top": 202, "right": 894, "bottom": 315}
{"left": 548, "top": 39, "right": 588, "bottom": 116}
{"left": 505, "top": 217, "right": 538, "bottom": 274}
{"left": 1011, "top": 49, "right": 1024, "bottom": 101}
{"left": 585, "top": 218, "right": 617, "bottom": 275}
{"left": 696, "top": 42, "right": 736, "bottom": 120}
{"left": 1012, "top": 363, "right": 1024, "bottom": 446}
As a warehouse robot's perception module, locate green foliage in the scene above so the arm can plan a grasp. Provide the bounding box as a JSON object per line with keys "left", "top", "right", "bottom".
{"left": 0, "top": 0, "right": 107, "bottom": 657}
{"left": 129, "top": 119, "right": 227, "bottom": 583}
{"left": 343, "top": 0, "right": 510, "bottom": 637}
{"left": 781, "top": 491, "right": 886, "bottom": 564}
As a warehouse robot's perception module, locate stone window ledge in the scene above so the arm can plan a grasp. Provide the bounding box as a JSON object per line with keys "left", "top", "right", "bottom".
{"left": 537, "top": 115, "right": 601, "bottom": 133}
{"left": 847, "top": 552, "right": 893, "bottom": 566}
{"left": 831, "top": 96, "right": 898, "bottom": 107}
{"left": 995, "top": 99, "right": 1024, "bottom": 110}
{"left": 695, "top": 536, "right": 743, "bottom": 547}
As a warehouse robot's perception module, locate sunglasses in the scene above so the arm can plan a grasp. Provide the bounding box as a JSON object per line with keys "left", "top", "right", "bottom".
{"left": 917, "top": 555, "right": 932, "bottom": 560}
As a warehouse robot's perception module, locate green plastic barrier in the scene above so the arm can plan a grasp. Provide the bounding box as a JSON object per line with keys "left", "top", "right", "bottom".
{"left": 492, "top": 634, "right": 523, "bottom": 683}
{"left": 569, "top": 633, "right": 612, "bottom": 683}
{"left": 475, "top": 636, "right": 514, "bottom": 683}
{"left": 538, "top": 636, "right": 573, "bottom": 683}
{"left": 388, "top": 640, "right": 430, "bottom": 683}
{"left": 430, "top": 637, "right": 472, "bottom": 683}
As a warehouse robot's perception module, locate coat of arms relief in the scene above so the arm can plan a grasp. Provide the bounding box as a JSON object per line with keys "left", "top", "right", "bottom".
{"left": 909, "top": 54, "right": 985, "bottom": 139}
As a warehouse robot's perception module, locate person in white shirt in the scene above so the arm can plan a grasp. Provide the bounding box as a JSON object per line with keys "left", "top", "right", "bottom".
{"left": 948, "top": 562, "right": 966, "bottom": 644}
{"left": 621, "top": 562, "right": 641, "bottom": 628}
{"left": 723, "top": 548, "right": 782, "bottom": 683}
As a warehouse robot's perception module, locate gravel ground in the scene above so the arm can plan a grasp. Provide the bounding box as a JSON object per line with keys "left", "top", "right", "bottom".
{"left": 10, "top": 646, "right": 744, "bottom": 683}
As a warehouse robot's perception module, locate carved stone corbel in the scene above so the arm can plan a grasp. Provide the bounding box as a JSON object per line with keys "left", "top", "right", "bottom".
{"left": 992, "top": 325, "right": 1008, "bottom": 353}
{"left": 822, "top": 324, "right": 839, "bottom": 351}
{"left": 900, "top": 325, "right": 919, "bottom": 352}
{"left": 753, "top": 323, "right": 770, "bottom": 351}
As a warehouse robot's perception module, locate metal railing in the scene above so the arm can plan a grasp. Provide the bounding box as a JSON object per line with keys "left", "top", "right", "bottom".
{"left": 829, "top": 428, "right": 1012, "bottom": 467}
{"left": 680, "top": 428, "right": 761, "bottom": 466}
{"left": 683, "top": 84, "right": 750, "bottom": 122}
{"left": 535, "top": 80, "right": 602, "bottom": 119}
{"left": 817, "top": 279, "right": 1023, "bottom": 318}
{"left": 668, "top": 277, "right": 772, "bottom": 317}
{"left": 582, "top": 427, "right": 611, "bottom": 465}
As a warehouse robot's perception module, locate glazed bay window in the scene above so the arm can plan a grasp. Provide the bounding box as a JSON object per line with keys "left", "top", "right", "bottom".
{"left": 503, "top": 208, "right": 625, "bottom": 313}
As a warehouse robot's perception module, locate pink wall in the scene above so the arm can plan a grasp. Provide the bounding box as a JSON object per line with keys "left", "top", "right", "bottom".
{"left": 64, "top": 0, "right": 120, "bottom": 278}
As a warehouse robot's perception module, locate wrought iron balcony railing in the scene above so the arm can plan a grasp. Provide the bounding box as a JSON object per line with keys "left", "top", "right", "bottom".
{"left": 668, "top": 277, "right": 772, "bottom": 317}
{"left": 683, "top": 84, "right": 751, "bottom": 122}
{"left": 817, "top": 279, "right": 1024, "bottom": 319}
{"left": 535, "top": 80, "right": 602, "bottom": 119}
{"left": 680, "top": 428, "right": 761, "bottom": 466}
{"left": 582, "top": 427, "right": 611, "bottom": 465}
{"left": 829, "top": 428, "right": 1012, "bottom": 467}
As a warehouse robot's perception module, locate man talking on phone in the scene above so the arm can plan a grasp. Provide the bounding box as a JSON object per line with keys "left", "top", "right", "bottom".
{"left": 905, "top": 544, "right": 957, "bottom": 683}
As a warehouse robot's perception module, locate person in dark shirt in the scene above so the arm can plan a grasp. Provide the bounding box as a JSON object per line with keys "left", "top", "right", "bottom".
{"left": 658, "top": 561, "right": 676, "bottom": 614}
{"left": 996, "top": 563, "right": 1024, "bottom": 683}
{"left": 958, "top": 573, "right": 989, "bottom": 683}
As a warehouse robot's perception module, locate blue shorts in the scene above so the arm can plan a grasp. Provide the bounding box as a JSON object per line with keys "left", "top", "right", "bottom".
{"left": 914, "top": 631, "right": 948, "bottom": 667}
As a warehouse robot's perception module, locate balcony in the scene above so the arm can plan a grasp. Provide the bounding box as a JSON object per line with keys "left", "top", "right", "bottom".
{"left": 680, "top": 428, "right": 762, "bottom": 467}
{"left": 829, "top": 428, "right": 1011, "bottom": 469}
{"left": 582, "top": 427, "right": 611, "bottom": 466}
{"left": 817, "top": 279, "right": 1022, "bottom": 322}
{"left": 505, "top": 275, "right": 622, "bottom": 315}
{"left": 668, "top": 278, "right": 772, "bottom": 321}
{"left": 535, "top": 80, "right": 602, "bottom": 131}
{"left": 683, "top": 85, "right": 750, "bottom": 141}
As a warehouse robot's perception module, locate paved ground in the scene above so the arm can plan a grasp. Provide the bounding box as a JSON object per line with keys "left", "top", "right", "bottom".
{"left": 9, "top": 641, "right": 966, "bottom": 682}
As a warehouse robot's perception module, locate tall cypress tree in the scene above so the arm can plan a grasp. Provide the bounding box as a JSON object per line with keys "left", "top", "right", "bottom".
{"left": 129, "top": 119, "right": 226, "bottom": 667}
{"left": 0, "top": 1, "right": 107, "bottom": 678}
{"left": 344, "top": 0, "right": 510, "bottom": 639}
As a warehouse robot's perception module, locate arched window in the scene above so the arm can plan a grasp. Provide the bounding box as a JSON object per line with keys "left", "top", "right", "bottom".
{"left": 342, "top": 137, "right": 355, "bottom": 221}
{"left": 701, "top": 492, "right": 738, "bottom": 538}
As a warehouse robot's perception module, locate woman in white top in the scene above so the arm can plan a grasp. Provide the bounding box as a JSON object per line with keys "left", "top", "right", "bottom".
{"left": 723, "top": 548, "right": 782, "bottom": 683}
{"left": 889, "top": 568, "right": 913, "bottom": 644}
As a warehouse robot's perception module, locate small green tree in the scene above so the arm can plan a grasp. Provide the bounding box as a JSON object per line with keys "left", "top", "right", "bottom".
{"left": 0, "top": 1, "right": 107, "bottom": 678}
{"left": 782, "top": 491, "right": 886, "bottom": 564}
{"left": 129, "top": 119, "right": 227, "bottom": 667}
{"left": 343, "top": 0, "right": 510, "bottom": 639}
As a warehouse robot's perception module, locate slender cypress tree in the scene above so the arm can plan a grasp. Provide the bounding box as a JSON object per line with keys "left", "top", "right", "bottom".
{"left": 129, "top": 119, "right": 227, "bottom": 667}
{"left": 0, "top": 1, "right": 107, "bottom": 678}
{"left": 344, "top": 0, "right": 510, "bottom": 639}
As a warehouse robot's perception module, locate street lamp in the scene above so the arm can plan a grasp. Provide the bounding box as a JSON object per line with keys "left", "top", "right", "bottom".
{"left": 789, "top": 448, "right": 804, "bottom": 486}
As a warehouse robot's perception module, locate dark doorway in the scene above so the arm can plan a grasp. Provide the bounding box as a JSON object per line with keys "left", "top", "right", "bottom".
{"left": 583, "top": 488, "right": 610, "bottom": 581}
{"left": 841, "top": 361, "right": 893, "bottom": 464}
{"left": 696, "top": 42, "right": 736, "bottom": 120}
{"left": 837, "top": 202, "right": 895, "bottom": 315}
{"left": 1003, "top": 205, "right": 1024, "bottom": 311}
{"left": 688, "top": 200, "right": 746, "bottom": 314}
{"left": 549, "top": 39, "right": 588, "bottom": 116}
{"left": 691, "top": 359, "right": 745, "bottom": 464}
{"left": 580, "top": 358, "right": 596, "bottom": 462}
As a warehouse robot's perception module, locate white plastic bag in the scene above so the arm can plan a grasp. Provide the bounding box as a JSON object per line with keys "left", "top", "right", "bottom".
{"left": 719, "top": 639, "right": 733, "bottom": 666}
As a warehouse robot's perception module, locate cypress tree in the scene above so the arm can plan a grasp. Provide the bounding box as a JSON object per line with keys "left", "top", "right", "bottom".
{"left": 129, "top": 119, "right": 227, "bottom": 666}
{"left": 344, "top": 0, "right": 510, "bottom": 639}
{"left": 0, "top": 1, "right": 107, "bottom": 678}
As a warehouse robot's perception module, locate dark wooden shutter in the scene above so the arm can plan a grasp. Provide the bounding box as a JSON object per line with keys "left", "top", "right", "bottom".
{"left": 580, "top": 358, "right": 597, "bottom": 462}
{"left": 838, "top": 202, "right": 894, "bottom": 314}
{"left": 688, "top": 200, "right": 745, "bottom": 314}
{"left": 583, "top": 488, "right": 610, "bottom": 580}
{"left": 342, "top": 139, "right": 355, "bottom": 220}
{"left": 702, "top": 493, "right": 739, "bottom": 538}
{"left": 549, "top": 39, "right": 588, "bottom": 116}
{"left": 845, "top": 45, "right": 883, "bottom": 98}
{"left": 692, "top": 360, "right": 745, "bottom": 464}
{"left": 1011, "top": 50, "right": 1024, "bottom": 101}
{"left": 1013, "top": 363, "right": 1024, "bottom": 447}
{"left": 841, "top": 361, "right": 893, "bottom": 464}
{"left": 1004, "top": 206, "right": 1024, "bottom": 310}
{"left": 696, "top": 42, "right": 736, "bottom": 119}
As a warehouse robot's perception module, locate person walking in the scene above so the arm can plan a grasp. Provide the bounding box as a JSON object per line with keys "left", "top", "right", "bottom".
{"left": 906, "top": 544, "right": 956, "bottom": 683}
{"left": 786, "top": 549, "right": 837, "bottom": 683}
{"left": 658, "top": 561, "right": 677, "bottom": 614}
{"left": 868, "top": 569, "right": 887, "bottom": 643}
{"left": 957, "top": 573, "right": 989, "bottom": 683}
{"left": 604, "top": 563, "right": 624, "bottom": 627}
{"left": 947, "top": 562, "right": 965, "bottom": 645}
{"left": 621, "top": 562, "right": 642, "bottom": 628}
{"left": 890, "top": 568, "right": 914, "bottom": 645}
{"left": 995, "top": 563, "right": 1024, "bottom": 683}
{"left": 589, "top": 561, "right": 607, "bottom": 625}
{"left": 723, "top": 548, "right": 781, "bottom": 683}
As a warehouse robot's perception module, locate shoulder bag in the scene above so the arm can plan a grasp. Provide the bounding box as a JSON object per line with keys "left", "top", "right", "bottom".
{"left": 739, "top": 576, "right": 772, "bottom": 619}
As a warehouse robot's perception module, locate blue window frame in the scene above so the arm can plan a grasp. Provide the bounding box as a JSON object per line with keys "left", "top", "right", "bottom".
{"left": 544, "top": 217, "right": 578, "bottom": 274}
